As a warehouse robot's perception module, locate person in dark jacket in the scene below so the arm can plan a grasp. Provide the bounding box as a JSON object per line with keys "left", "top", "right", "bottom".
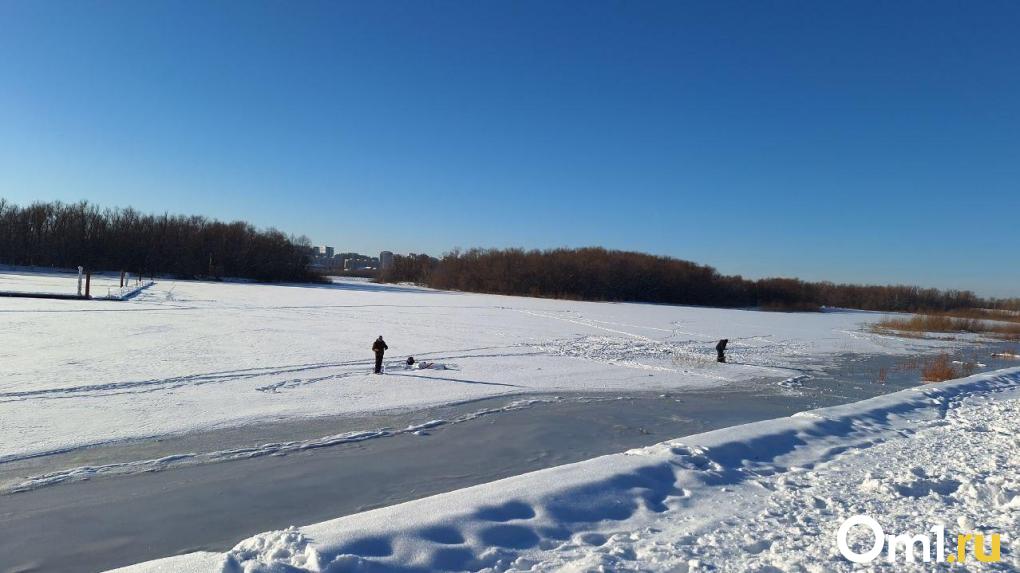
{"left": 372, "top": 336, "right": 388, "bottom": 374}
{"left": 716, "top": 339, "right": 728, "bottom": 363}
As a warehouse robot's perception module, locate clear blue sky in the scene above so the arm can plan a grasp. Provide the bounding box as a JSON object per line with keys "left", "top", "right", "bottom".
{"left": 1, "top": 1, "right": 1018, "bottom": 296}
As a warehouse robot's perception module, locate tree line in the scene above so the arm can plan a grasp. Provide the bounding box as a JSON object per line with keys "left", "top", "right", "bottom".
{"left": 0, "top": 199, "right": 315, "bottom": 282}
{"left": 4, "top": 199, "right": 1013, "bottom": 311}
{"left": 380, "top": 247, "right": 1015, "bottom": 312}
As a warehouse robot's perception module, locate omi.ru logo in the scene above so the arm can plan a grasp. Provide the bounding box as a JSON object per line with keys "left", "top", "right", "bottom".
{"left": 836, "top": 515, "right": 1004, "bottom": 564}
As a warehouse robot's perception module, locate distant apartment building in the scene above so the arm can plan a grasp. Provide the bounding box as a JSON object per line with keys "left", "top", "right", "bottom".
{"left": 380, "top": 251, "right": 394, "bottom": 270}
{"left": 307, "top": 245, "right": 341, "bottom": 271}
{"left": 307, "top": 247, "right": 380, "bottom": 273}
{"left": 337, "top": 252, "right": 379, "bottom": 272}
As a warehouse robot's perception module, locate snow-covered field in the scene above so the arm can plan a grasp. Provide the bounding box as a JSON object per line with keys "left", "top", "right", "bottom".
{"left": 116, "top": 367, "right": 1020, "bottom": 572}
{"left": 3, "top": 271, "right": 1015, "bottom": 571}
{"left": 0, "top": 272, "right": 956, "bottom": 466}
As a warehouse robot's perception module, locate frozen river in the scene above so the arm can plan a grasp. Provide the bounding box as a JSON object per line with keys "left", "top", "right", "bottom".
{"left": 3, "top": 273, "right": 1016, "bottom": 572}
{"left": 2, "top": 344, "right": 1016, "bottom": 573}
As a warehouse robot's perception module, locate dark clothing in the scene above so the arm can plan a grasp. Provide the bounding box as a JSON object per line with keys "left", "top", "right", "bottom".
{"left": 372, "top": 338, "right": 388, "bottom": 373}
{"left": 716, "top": 339, "right": 728, "bottom": 363}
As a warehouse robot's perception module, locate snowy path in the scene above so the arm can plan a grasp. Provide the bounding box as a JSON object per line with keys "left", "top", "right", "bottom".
{"left": 115, "top": 368, "right": 1020, "bottom": 573}
{"left": 0, "top": 273, "right": 962, "bottom": 465}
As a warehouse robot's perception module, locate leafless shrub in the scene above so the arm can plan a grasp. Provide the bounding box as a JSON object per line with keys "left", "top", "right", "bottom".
{"left": 921, "top": 353, "right": 958, "bottom": 383}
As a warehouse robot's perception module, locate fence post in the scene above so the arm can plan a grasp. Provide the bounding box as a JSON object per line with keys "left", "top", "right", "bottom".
{"left": 85, "top": 271, "right": 91, "bottom": 299}
{"left": 120, "top": 270, "right": 125, "bottom": 288}
{"left": 77, "top": 266, "right": 84, "bottom": 296}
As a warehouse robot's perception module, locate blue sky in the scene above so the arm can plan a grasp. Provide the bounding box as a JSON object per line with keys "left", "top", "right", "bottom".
{"left": 1, "top": 1, "right": 1018, "bottom": 296}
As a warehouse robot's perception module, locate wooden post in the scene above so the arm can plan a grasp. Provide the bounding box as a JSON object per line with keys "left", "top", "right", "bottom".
{"left": 85, "top": 271, "right": 91, "bottom": 299}
{"left": 120, "top": 270, "right": 125, "bottom": 288}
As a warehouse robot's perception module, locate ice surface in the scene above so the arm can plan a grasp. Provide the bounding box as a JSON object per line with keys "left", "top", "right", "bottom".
{"left": 0, "top": 272, "right": 966, "bottom": 465}
{"left": 112, "top": 367, "right": 1020, "bottom": 572}
{"left": 4, "top": 270, "right": 1014, "bottom": 571}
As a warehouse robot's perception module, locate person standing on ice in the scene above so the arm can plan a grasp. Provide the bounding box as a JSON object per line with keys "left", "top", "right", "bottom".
{"left": 716, "top": 338, "right": 728, "bottom": 363}
{"left": 372, "top": 336, "right": 388, "bottom": 374}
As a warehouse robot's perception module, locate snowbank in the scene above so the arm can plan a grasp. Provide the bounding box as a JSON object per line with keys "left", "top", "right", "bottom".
{"left": 112, "top": 367, "right": 1020, "bottom": 572}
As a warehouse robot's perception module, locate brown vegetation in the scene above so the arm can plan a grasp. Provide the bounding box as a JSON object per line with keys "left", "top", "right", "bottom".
{"left": 918, "top": 353, "right": 978, "bottom": 383}
{"left": 940, "top": 307, "right": 1020, "bottom": 324}
{"left": 874, "top": 314, "right": 1020, "bottom": 340}
{"left": 863, "top": 350, "right": 983, "bottom": 384}
{"left": 921, "top": 354, "right": 958, "bottom": 382}
{"left": 380, "top": 247, "right": 1011, "bottom": 313}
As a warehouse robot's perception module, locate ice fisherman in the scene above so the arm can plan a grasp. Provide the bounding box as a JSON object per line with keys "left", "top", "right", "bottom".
{"left": 372, "top": 335, "right": 388, "bottom": 374}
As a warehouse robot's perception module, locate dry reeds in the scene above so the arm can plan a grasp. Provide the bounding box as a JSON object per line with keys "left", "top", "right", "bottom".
{"left": 921, "top": 353, "right": 958, "bottom": 383}
{"left": 941, "top": 308, "right": 1020, "bottom": 324}
{"left": 874, "top": 314, "right": 1020, "bottom": 340}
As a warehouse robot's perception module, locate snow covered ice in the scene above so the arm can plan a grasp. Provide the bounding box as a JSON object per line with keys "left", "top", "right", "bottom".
{"left": 0, "top": 272, "right": 958, "bottom": 465}
{"left": 2, "top": 271, "right": 1015, "bottom": 572}
{"left": 113, "top": 368, "right": 1020, "bottom": 572}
